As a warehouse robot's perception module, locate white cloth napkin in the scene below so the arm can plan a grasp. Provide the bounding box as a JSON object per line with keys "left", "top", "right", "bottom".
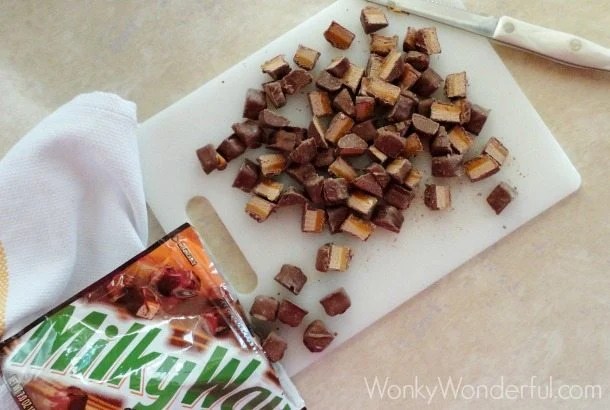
{"left": 0, "top": 92, "right": 148, "bottom": 407}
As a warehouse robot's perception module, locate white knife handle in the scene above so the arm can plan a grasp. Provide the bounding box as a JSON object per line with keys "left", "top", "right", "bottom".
{"left": 493, "top": 16, "right": 610, "bottom": 71}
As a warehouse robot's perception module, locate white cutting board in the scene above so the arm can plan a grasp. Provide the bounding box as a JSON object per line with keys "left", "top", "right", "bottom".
{"left": 137, "top": 0, "right": 580, "bottom": 376}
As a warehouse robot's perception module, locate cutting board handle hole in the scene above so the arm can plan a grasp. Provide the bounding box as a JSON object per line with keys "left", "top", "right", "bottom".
{"left": 186, "top": 196, "right": 258, "bottom": 293}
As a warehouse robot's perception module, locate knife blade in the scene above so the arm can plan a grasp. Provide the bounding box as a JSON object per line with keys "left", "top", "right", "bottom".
{"left": 368, "top": 0, "right": 610, "bottom": 72}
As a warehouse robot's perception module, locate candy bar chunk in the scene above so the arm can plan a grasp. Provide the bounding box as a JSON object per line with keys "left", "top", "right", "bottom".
{"left": 331, "top": 90, "right": 353, "bottom": 118}
{"left": 253, "top": 178, "right": 284, "bottom": 202}
{"left": 294, "top": 44, "right": 321, "bottom": 70}
{"left": 324, "top": 21, "right": 355, "bottom": 49}
{"left": 374, "top": 130, "right": 406, "bottom": 158}
{"left": 365, "top": 53, "right": 384, "bottom": 79}
{"left": 232, "top": 119, "right": 262, "bottom": 148}
{"left": 258, "top": 153, "right": 287, "bottom": 176}
{"left": 323, "top": 177, "right": 349, "bottom": 205}
{"left": 384, "top": 183, "right": 415, "bottom": 210}
{"left": 217, "top": 135, "right": 246, "bottom": 162}
{"left": 232, "top": 159, "right": 260, "bottom": 192}
{"left": 403, "top": 26, "right": 418, "bottom": 51}
{"left": 430, "top": 101, "right": 462, "bottom": 123}
{"left": 341, "top": 63, "right": 365, "bottom": 94}
{"left": 354, "top": 96, "right": 376, "bottom": 122}
{"left": 347, "top": 192, "right": 378, "bottom": 218}
{"left": 452, "top": 99, "right": 470, "bottom": 125}
{"left": 341, "top": 213, "right": 375, "bottom": 240}
{"left": 314, "top": 148, "right": 336, "bottom": 168}
{"left": 274, "top": 264, "right": 308, "bottom": 295}
{"left": 302, "top": 202, "right": 326, "bottom": 233}
{"left": 304, "top": 175, "right": 325, "bottom": 206}
{"left": 448, "top": 125, "right": 474, "bottom": 154}
{"left": 196, "top": 144, "right": 222, "bottom": 174}
{"left": 290, "top": 138, "right": 318, "bottom": 164}
{"left": 246, "top": 195, "right": 276, "bottom": 222}
{"left": 430, "top": 126, "right": 452, "bottom": 156}
{"left": 360, "top": 6, "right": 389, "bottom": 34}
{"left": 287, "top": 163, "right": 317, "bottom": 184}
{"left": 308, "top": 116, "right": 328, "bottom": 149}
{"left": 370, "top": 34, "right": 398, "bottom": 56}
{"left": 399, "top": 63, "right": 421, "bottom": 91}
{"left": 362, "top": 77, "right": 401, "bottom": 106}
{"left": 352, "top": 173, "right": 383, "bottom": 198}
{"left": 243, "top": 88, "right": 267, "bottom": 120}
{"left": 404, "top": 51, "right": 430, "bottom": 71}
{"left": 387, "top": 95, "right": 415, "bottom": 123}
{"left": 278, "top": 299, "right": 309, "bottom": 327}
{"left": 466, "top": 104, "right": 490, "bottom": 135}
{"left": 487, "top": 182, "right": 516, "bottom": 214}
{"left": 258, "top": 109, "right": 290, "bottom": 128}
{"left": 367, "top": 145, "right": 388, "bottom": 164}
{"left": 278, "top": 186, "right": 308, "bottom": 207}
{"left": 379, "top": 50, "right": 405, "bottom": 82}
{"left": 316, "top": 242, "right": 352, "bottom": 272}
{"left": 326, "top": 56, "right": 351, "bottom": 77}
{"left": 483, "top": 137, "right": 509, "bottom": 166}
{"left": 404, "top": 167, "right": 423, "bottom": 190}
{"left": 328, "top": 157, "right": 358, "bottom": 181}
{"left": 424, "top": 184, "right": 451, "bottom": 210}
{"left": 308, "top": 91, "right": 333, "bottom": 117}
{"left": 326, "top": 206, "right": 351, "bottom": 234}
{"left": 412, "top": 113, "right": 440, "bottom": 137}
{"left": 320, "top": 288, "right": 352, "bottom": 316}
{"left": 316, "top": 70, "right": 343, "bottom": 93}
{"left": 267, "top": 129, "right": 298, "bottom": 152}
{"left": 131, "top": 288, "right": 161, "bottom": 320}
{"left": 56, "top": 388, "right": 94, "bottom": 410}
{"left": 372, "top": 204, "right": 404, "bottom": 233}
{"left": 386, "top": 157, "right": 412, "bottom": 182}
{"left": 316, "top": 243, "right": 352, "bottom": 272}
{"left": 418, "top": 97, "right": 434, "bottom": 116}
{"left": 352, "top": 119, "right": 377, "bottom": 143}
{"left": 377, "top": 120, "right": 411, "bottom": 138}
{"left": 250, "top": 295, "right": 279, "bottom": 321}
{"left": 431, "top": 154, "right": 463, "bottom": 177}
{"left": 281, "top": 69, "right": 313, "bottom": 95}
{"left": 416, "top": 27, "right": 442, "bottom": 54}
{"left": 326, "top": 112, "right": 355, "bottom": 145}
{"left": 412, "top": 68, "right": 443, "bottom": 97}
{"left": 464, "top": 155, "right": 500, "bottom": 182}
{"left": 261, "top": 55, "right": 290, "bottom": 80}
{"left": 404, "top": 133, "right": 424, "bottom": 157}
{"left": 263, "top": 80, "right": 286, "bottom": 109}
{"left": 337, "top": 133, "right": 368, "bottom": 156}
{"left": 262, "top": 332, "right": 288, "bottom": 363}
{"left": 445, "top": 71, "right": 468, "bottom": 99}
{"left": 365, "top": 162, "right": 391, "bottom": 189}
{"left": 303, "top": 320, "right": 334, "bottom": 352}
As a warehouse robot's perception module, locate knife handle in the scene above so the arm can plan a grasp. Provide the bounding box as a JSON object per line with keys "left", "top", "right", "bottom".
{"left": 493, "top": 16, "right": 610, "bottom": 71}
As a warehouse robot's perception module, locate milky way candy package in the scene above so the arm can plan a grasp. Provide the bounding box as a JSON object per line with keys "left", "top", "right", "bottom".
{"left": 0, "top": 224, "right": 304, "bottom": 409}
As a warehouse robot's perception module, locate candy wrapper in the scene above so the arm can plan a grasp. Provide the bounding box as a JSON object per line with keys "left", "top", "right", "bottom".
{"left": 0, "top": 224, "right": 305, "bottom": 409}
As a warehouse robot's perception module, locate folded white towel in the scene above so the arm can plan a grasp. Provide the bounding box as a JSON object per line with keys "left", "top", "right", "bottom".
{"left": 0, "top": 92, "right": 148, "bottom": 408}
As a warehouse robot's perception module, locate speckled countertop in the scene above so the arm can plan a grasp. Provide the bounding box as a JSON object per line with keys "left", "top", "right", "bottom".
{"left": 1, "top": 1, "right": 609, "bottom": 408}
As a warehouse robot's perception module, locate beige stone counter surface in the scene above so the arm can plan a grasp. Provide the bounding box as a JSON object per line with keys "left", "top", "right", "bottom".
{"left": 1, "top": 1, "right": 609, "bottom": 408}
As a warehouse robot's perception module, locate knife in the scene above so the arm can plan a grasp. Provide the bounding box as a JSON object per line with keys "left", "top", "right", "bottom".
{"left": 367, "top": 0, "right": 610, "bottom": 72}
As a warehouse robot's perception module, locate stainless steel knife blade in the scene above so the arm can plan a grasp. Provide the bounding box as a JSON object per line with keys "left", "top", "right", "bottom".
{"left": 369, "top": 0, "right": 499, "bottom": 37}
{"left": 367, "top": 0, "right": 610, "bottom": 71}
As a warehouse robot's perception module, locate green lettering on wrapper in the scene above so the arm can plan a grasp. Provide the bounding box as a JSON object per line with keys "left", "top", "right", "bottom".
{"left": 11, "top": 305, "right": 105, "bottom": 372}
{"left": 134, "top": 356, "right": 196, "bottom": 409}
{"left": 181, "top": 346, "right": 262, "bottom": 408}
{"left": 90, "top": 322, "right": 144, "bottom": 382}
{"left": 107, "top": 328, "right": 162, "bottom": 391}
